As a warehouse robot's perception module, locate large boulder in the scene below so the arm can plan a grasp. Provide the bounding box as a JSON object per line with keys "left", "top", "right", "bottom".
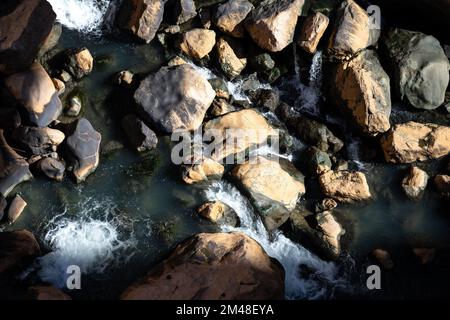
{"left": 231, "top": 156, "right": 305, "bottom": 231}
{"left": 121, "top": 114, "right": 158, "bottom": 152}
{"left": 11, "top": 126, "right": 65, "bottom": 156}
{"left": 245, "top": 0, "right": 305, "bottom": 52}
{"left": 66, "top": 118, "right": 101, "bottom": 183}
{"left": 4, "top": 63, "right": 62, "bottom": 127}
{"left": 401, "top": 166, "right": 429, "bottom": 200}
{"left": 117, "top": 0, "right": 165, "bottom": 43}
{"left": 179, "top": 29, "right": 216, "bottom": 59}
{"left": 381, "top": 122, "right": 450, "bottom": 163}
{"left": 36, "top": 158, "right": 65, "bottom": 182}
{"left": 0, "top": 130, "right": 33, "bottom": 197}
{"left": 0, "top": 0, "right": 56, "bottom": 74}
{"left": 328, "top": 0, "right": 380, "bottom": 60}
{"left": 298, "top": 11, "right": 329, "bottom": 54}
{"left": 213, "top": 0, "right": 254, "bottom": 38}
{"left": 121, "top": 232, "right": 285, "bottom": 299}
{"left": 319, "top": 170, "right": 372, "bottom": 203}
{"left": 134, "top": 64, "right": 215, "bottom": 133}
{"left": 333, "top": 50, "right": 391, "bottom": 136}
{"left": 382, "top": 29, "right": 449, "bottom": 110}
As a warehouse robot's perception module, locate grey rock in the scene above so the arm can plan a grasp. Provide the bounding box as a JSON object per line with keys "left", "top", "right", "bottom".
{"left": 121, "top": 114, "right": 158, "bottom": 152}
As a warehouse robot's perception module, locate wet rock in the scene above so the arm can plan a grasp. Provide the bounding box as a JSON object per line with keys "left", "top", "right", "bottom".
{"left": 328, "top": 0, "right": 380, "bottom": 60}
{"left": 134, "top": 64, "right": 215, "bottom": 133}
{"left": 381, "top": 122, "right": 450, "bottom": 163}
{"left": 197, "top": 201, "right": 239, "bottom": 227}
{"left": 174, "top": 0, "right": 197, "bottom": 24}
{"left": 121, "top": 114, "right": 158, "bottom": 152}
{"left": 319, "top": 170, "right": 372, "bottom": 203}
{"left": 249, "top": 53, "right": 275, "bottom": 72}
{"left": 182, "top": 157, "right": 224, "bottom": 184}
{"left": 66, "top": 118, "right": 101, "bottom": 183}
{"left": 298, "top": 12, "right": 329, "bottom": 54}
{"left": 6, "top": 195, "right": 27, "bottom": 224}
{"left": 121, "top": 232, "right": 284, "bottom": 299}
{"left": 11, "top": 126, "right": 65, "bottom": 156}
{"left": 117, "top": 0, "right": 165, "bottom": 43}
{"left": 315, "top": 198, "right": 337, "bottom": 213}
{"left": 27, "top": 286, "right": 71, "bottom": 300}
{"left": 383, "top": 29, "right": 449, "bottom": 110}
{"left": 209, "top": 78, "right": 230, "bottom": 100}
{"left": 0, "top": 130, "right": 33, "bottom": 197}
{"left": 254, "top": 88, "right": 280, "bottom": 112}
{"left": 4, "top": 63, "right": 62, "bottom": 127}
{"left": 101, "top": 141, "right": 124, "bottom": 156}
{"left": 216, "top": 37, "right": 247, "bottom": 79}
{"left": 115, "top": 70, "right": 134, "bottom": 87}
{"left": 51, "top": 78, "right": 65, "bottom": 95}
{"left": 0, "top": 0, "right": 56, "bottom": 74}
{"left": 180, "top": 28, "right": 216, "bottom": 59}
{"left": 302, "top": 146, "right": 332, "bottom": 176}
{"left": 37, "top": 23, "right": 62, "bottom": 58}
{"left": 401, "top": 166, "right": 429, "bottom": 201}
{"left": 231, "top": 156, "right": 305, "bottom": 231}
{"left": 333, "top": 50, "right": 391, "bottom": 136}
{"left": 66, "top": 96, "right": 82, "bottom": 117}
{"left": 413, "top": 248, "right": 436, "bottom": 265}
{"left": 316, "top": 211, "right": 344, "bottom": 260}
{"left": 36, "top": 158, "right": 65, "bottom": 182}
{"left": 214, "top": 0, "right": 253, "bottom": 38}
{"left": 203, "top": 109, "right": 278, "bottom": 161}
{"left": 209, "top": 99, "right": 236, "bottom": 117}
{"left": 246, "top": 0, "right": 304, "bottom": 52}
{"left": 434, "top": 174, "right": 450, "bottom": 199}
{"left": 63, "top": 48, "right": 93, "bottom": 80}
{"left": 0, "top": 108, "right": 21, "bottom": 131}
{"left": 372, "top": 249, "right": 394, "bottom": 270}
{"left": 0, "top": 230, "right": 41, "bottom": 282}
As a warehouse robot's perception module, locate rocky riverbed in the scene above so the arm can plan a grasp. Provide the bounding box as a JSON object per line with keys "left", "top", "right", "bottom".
{"left": 0, "top": 0, "right": 449, "bottom": 300}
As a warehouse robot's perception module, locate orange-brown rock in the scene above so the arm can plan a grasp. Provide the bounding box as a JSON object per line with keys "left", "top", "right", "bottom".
{"left": 214, "top": 0, "right": 254, "bottom": 38}
{"left": 216, "top": 37, "right": 247, "bottom": 79}
{"left": 319, "top": 170, "right": 371, "bottom": 203}
{"left": 401, "top": 166, "right": 428, "bottom": 200}
{"left": 298, "top": 12, "right": 329, "bottom": 54}
{"left": 182, "top": 157, "right": 224, "bottom": 184}
{"left": 180, "top": 29, "right": 216, "bottom": 59}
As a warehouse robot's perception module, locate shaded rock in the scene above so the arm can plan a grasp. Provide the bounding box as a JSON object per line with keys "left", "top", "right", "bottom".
{"left": 121, "top": 114, "right": 158, "bottom": 152}
{"left": 0, "top": 108, "right": 21, "bottom": 131}
{"left": 401, "top": 166, "right": 428, "bottom": 200}
{"left": 434, "top": 174, "right": 450, "bottom": 199}
{"left": 413, "top": 248, "right": 436, "bottom": 265}
{"left": 11, "top": 126, "right": 65, "bottom": 156}
{"left": 316, "top": 211, "right": 344, "bottom": 260}
{"left": 0, "top": 0, "right": 56, "bottom": 74}
{"left": 372, "top": 249, "right": 394, "bottom": 270}
{"left": 254, "top": 88, "right": 280, "bottom": 112}
{"left": 209, "top": 78, "right": 230, "bottom": 99}
{"left": 27, "top": 286, "right": 71, "bottom": 300}
{"left": 214, "top": 0, "right": 253, "bottom": 38}
{"left": 0, "top": 195, "right": 6, "bottom": 222}
{"left": 6, "top": 195, "right": 27, "bottom": 224}
{"left": 37, "top": 23, "right": 62, "bottom": 57}
{"left": 328, "top": 0, "right": 380, "bottom": 60}
{"left": 182, "top": 157, "right": 224, "bottom": 184}
{"left": 66, "top": 96, "right": 82, "bottom": 117}
{"left": 101, "top": 140, "right": 124, "bottom": 156}
{"left": 209, "top": 99, "right": 236, "bottom": 117}
{"left": 134, "top": 64, "right": 215, "bottom": 133}
{"left": 246, "top": 0, "right": 304, "bottom": 52}
{"left": 319, "top": 170, "right": 371, "bottom": 203}
{"left": 315, "top": 198, "right": 337, "bottom": 213}
{"left": 4, "top": 63, "right": 62, "bottom": 127}
{"left": 333, "top": 50, "right": 391, "bottom": 136}
{"left": 383, "top": 29, "right": 449, "bottom": 110}
{"left": 63, "top": 48, "right": 93, "bottom": 80}
{"left": 302, "top": 146, "right": 331, "bottom": 176}
{"left": 0, "top": 130, "right": 33, "bottom": 197}
{"left": 249, "top": 53, "right": 275, "bottom": 72}
{"left": 121, "top": 232, "right": 284, "bottom": 299}
{"left": 381, "top": 122, "right": 450, "bottom": 163}
{"left": 66, "top": 118, "right": 101, "bottom": 183}
{"left": 174, "top": 0, "right": 197, "bottom": 24}
{"left": 197, "top": 201, "right": 239, "bottom": 227}
{"left": 216, "top": 37, "right": 247, "bottom": 79}
{"left": 180, "top": 28, "right": 216, "bottom": 59}
{"left": 298, "top": 12, "right": 329, "bottom": 54}
{"left": 36, "top": 158, "right": 65, "bottom": 182}
{"left": 231, "top": 156, "right": 305, "bottom": 231}
{"left": 117, "top": 0, "right": 165, "bottom": 43}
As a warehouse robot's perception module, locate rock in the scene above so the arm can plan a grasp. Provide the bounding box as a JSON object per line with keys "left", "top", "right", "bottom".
{"left": 179, "top": 28, "right": 216, "bottom": 59}
{"left": 198, "top": 6, "right": 212, "bottom": 28}
{"left": 381, "top": 122, "right": 450, "bottom": 163}
{"left": 11, "top": 126, "right": 65, "bottom": 156}
{"left": 51, "top": 78, "right": 65, "bottom": 95}
{"left": 117, "top": 0, "right": 165, "bottom": 43}
{"left": 434, "top": 174, "right": 450, "bottom": 199}
{"left": 63, "top": 48, "right": 93, "bottom": 80}
{"left": 115, "top": 70, "right": 134, "bottom": 87}
{"left": 328, "top": 0, "right": 380, "bottom": 60}
{"left": 121, "top": 114, "right": 158, "bottom": 152}
{"left": 277, "top": 103, "right": 343, "bottom": 153}
{"left": 413, "top": 248, "right": 436, "bottom": 265}
{"left": 0, "top": 130, "right": 33, "bottom": 197}
{"left": 231, "top": 156, "right": 305, "bottom": 231}
{"left": 0, "top": 108, "right": 21, "bottom": 131}
{"left": 203, "top": 109, "right": 278, "bottom": 161}
{"left": 57, "top": 70, "right": 72, "bottom": 83}
{"left": 372, "top": 249, "right": 394, "bottom": 270}
{"left": 333, "top": 50, "right": 391, "bottom": 136}
{"left": 383, "top": 28, "right": 449, "bottom": 110}
{"left": 27, "top": 286, "right": 71, "bottom": 300}
{"left": 315, "top": 198, "right": 337, "bottom": 213}
{"left": 6, "top": 195, "right": 27, "bottom": 224}
{"left": 254, "top": 88, "right": 280, "bottom": 112}
{"left": 401, "top": 166, "right": 428, "bottom": 200}
{"left": 174, "top": 0, "right": 197, "bottom": 24}
{"left": 214, "top": 0, "right": 254, "bottom": 38}
{"left": 101, "top": 140, "right": 124, "bottom": 156}
{"left": 66, "top": 118, "right": 101, "bottom": 183}
{"left": 66, "top": 96, "right": 82, "bottom": 117}
{"left": 209, "top": 78, "right": 230, "bottom": 99}
{"left": 0, "top": 195, "right": 6, "bottom": 221}
{"left": 134, "top": 64, "right": 215, "bottom": 133}
{"left": 197, "top": 201, "right": 239, "bottom": 227}
{"left": 216, "top": 37, "right": 247, "bottom": 79}
{"left": 182, "top": 157, "right": 224, "bottom": 184}
{"left": 0, "top": 230, "right": 41, "bottom": 281}
{"left": 121, "top": 232, "right": 284, "bottom": 299}
{"left": 0, "top": 0, "right": 56, "bottom": 74}
{"left": 298, "top": 12, "right": 329, "bottom": 54}
{"left": 36, "top": 158, "right": 65, "bottom": 182}
{"left": 167, "top": 55, "right": 187, "bottom": 67}
{"left": 246, "top": 0, "right": 304, "bottom": 52}
{"left": 319, "top": 170, "right": 372, "bottom": 203}
{"left": 316, "top": 211, "right": 344, "bottom": 260}
{"left": 249, "top": 53, "right": 276, "bottom": 72}
{"left": 209, "top": 99, "right": 236, "bottom": 117}
{"left": 37, "top": 23, "right": 62, "bottom": 57}
{"left": 302, "top": 146, "right": 331, "bottom": 176}
{"left": 4, "top": 63, "right": 62, "bottom": 127}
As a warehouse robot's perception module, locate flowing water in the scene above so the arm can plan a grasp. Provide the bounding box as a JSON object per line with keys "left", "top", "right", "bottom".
{"left": 3, "top": 0, "right": 450, "bottom": 300}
